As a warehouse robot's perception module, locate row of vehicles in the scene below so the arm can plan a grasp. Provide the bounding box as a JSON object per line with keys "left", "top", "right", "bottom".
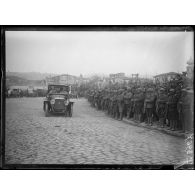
{"left": 6, "top": 86, "right": 79, "bottom": 98}
{"left": 6, "top": 87, "right": 47, "bottom": 98}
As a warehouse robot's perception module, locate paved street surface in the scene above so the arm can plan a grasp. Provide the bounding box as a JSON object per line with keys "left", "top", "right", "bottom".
{"left": 5, "top": 98, "right": 186, "bottom": 164}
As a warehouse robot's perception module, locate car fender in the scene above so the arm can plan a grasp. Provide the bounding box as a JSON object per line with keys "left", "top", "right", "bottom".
{"left": 43, "top": 100, "right": 51, "bottom": 111}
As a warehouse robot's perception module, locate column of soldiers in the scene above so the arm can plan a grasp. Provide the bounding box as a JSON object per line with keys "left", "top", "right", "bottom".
{"left": 87, "top": 77, "right": 193, "bottom": 133}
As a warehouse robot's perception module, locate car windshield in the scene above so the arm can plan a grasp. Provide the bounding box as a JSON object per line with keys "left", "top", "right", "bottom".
{"left": 48, "top": 85, "right": 69, "bottom": 94}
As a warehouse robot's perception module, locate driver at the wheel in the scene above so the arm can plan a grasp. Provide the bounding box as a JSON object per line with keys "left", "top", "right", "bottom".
{"left": 49, "top": 86, "right": 56, "bottom": 94}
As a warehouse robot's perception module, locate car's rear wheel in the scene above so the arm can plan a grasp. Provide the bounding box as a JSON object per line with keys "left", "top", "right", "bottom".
{"left": 45, "top": 103, "right": 50, "bottom": 117}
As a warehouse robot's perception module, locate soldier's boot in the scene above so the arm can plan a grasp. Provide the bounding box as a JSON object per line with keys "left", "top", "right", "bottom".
{"left": 147, "top": 117, "right": 149, "bottom": 125}
{"left": 168, "top": 120, "right": 171, "bottom": 129}
{"left": 138, "top": 114, "right": 141, "bottom": 123}
{"left": 146, "top": 117, "right": 149, "bottom": 125}
{"left": 138, "top": 114, "right": 140, "bottom": 122}
{"left": 127, "top": 111, "right": 130, "bottom": 119}
{"left": 114, "top": 112, "right": 116, "bottom": 119}
{"left": 162, "top": 118, "right": 165, "bottom": 128}
{"left": 171, "top": 120, "right": 174, "bottom": 130}
{"left": 110, "top": 110, "right": 112, "bottom": 116}
{"left": 108, "top": 109, "right": 111, "bottom": 115}
{"left": 115, "top": 112, "right": 118, "bottom": 119}
{"left": 173, "top": 120, "right": 176, "bottom": 130}
{"left": 112, "top": 110, "right": 114, "bottom": 117}
{"left": 116, "top": 112, "right": 118, "bottom": 119}
{"left": 135, "top": 113, "right": 138, "bottom": 121}
{"left": 170, "top": 120, "right": 173, "bottom": 130}
{"left": 150, "top": 117, "right": 153, "bottom": 126}
{"left": 173, "top": 120, "right": 178, "bottom": 130}
{"left": 134, "top": 113, "right": 137, "bottom": 121}
{"left": 134, "top": 113, "right": 136, "bottom": 121}
{"left": 172, "top": 120, "right": 176, "bottom": 130}
{"left": 159, "top": 118, "right": 162, "bottom": 127}
{"left": 119, "top": 112, "right": 122, "bottom": 120}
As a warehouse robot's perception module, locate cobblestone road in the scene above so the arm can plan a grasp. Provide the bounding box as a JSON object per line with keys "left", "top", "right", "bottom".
{"left": 5, "top": 98, "right": 186, "bottom": 164}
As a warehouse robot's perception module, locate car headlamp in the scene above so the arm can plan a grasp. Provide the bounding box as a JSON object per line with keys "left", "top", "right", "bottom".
{"left": 64, "top": 99, "right": 69, "bottom": 105}
{"left": 51, "top": 99, "right": 55, "bottom": 104}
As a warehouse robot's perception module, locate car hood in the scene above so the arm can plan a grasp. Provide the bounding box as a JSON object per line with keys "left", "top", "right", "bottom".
{"left": 52, "top": 97, "right": 66, "bottom": 100}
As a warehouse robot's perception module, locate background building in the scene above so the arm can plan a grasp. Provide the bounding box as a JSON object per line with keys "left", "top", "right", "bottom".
{"left": 186, "top": 57, "right": 194, "bottom": 80}
{"left": 45, "top": 74, "right": 82, "bottom": 85}
{"left": 153, "top": 72, "right": 181, "bottom": 84}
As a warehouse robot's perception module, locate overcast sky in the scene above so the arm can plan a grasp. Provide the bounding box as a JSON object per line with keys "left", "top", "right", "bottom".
{"left": 6, "top": 31, "right": 193, "bottom": 77}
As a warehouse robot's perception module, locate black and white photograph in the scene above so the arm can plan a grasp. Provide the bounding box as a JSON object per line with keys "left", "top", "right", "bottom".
{"left": 1, "top": 26, "right": 194, "bottom": 169}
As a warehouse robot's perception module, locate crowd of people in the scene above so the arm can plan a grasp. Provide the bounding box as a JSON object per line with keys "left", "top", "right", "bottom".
{"left": 86, "top": 74, "right": 193, "bottom": 133}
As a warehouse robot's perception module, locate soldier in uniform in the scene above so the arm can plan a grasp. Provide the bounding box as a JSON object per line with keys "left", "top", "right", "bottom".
{"left": 105, "top": 90, "right": 111, "bottom": 113}
{"left": 99, "top": 90, "right": 103, "bottom": 110}
{"left": 177, "top": 88, "right": 193, "bottom": 133}
{"left": 101, "top": 90, "right": 105, "bottom": 111}
{"left": 97, "top": 90, "right": 102, "bottom": 110}
{"left": 133, "top": 87, "right": 145, "bottom": 122}
{"left": 156, "top": 88, "right": 168, "bottom": 128}
{"left": 91, "top": 90, "right": 96, "bottom": 107}
{"left": 124, "top": 88, "right": 133, "bottom": 119}
{"left": 112, "top": 90, "right": 118, "bottom": 119}
{"left": 144, "top": 88, "right": 156, "bottom": 125}
{"left": 94, "top": 91, "right": 99, "bottom": 109}
{"left": 102, "top": 90, "right": 108, "bottom": 111}
{"left": 108, "top": 90, "right": 114, "bottom": 116}
{"left": 166, "top": 88, "right": 179, "bottom": 130}
{"left": 117, "top": 89, "right": 125, "bottom": 120}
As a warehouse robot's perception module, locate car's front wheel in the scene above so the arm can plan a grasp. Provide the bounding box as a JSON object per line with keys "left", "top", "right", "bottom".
{"left": 45, "top": 103, "right": 50, "bottom": 117}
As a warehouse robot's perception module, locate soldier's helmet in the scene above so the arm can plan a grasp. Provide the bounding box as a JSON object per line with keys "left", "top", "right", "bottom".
{"left": 159, "top": 88, "right": 165, "bottom": 91}
{"left": 137, "top": 87, "right": 142, "bottom": 92}
{"left": 168, "top": 88, "right": 175, "bottom": 96}
{"left": 147, "top": 88, "right": 154, "bottom": 92}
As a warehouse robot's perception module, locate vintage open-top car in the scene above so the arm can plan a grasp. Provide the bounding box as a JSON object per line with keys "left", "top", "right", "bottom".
{"left": 43, "top": 84, "right": 74, "bottom": 117}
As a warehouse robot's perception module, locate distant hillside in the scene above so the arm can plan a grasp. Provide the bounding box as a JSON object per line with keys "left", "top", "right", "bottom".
{"left": 6, "top": 75, "right": 45, "bottom": 87}
{"left": 6, "top": 72, "right": 59, "bottom": 80}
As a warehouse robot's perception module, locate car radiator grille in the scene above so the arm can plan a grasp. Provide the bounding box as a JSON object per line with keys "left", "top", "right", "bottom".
{"left": 54, "top": 99, "right": 65, "bottom": 110}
